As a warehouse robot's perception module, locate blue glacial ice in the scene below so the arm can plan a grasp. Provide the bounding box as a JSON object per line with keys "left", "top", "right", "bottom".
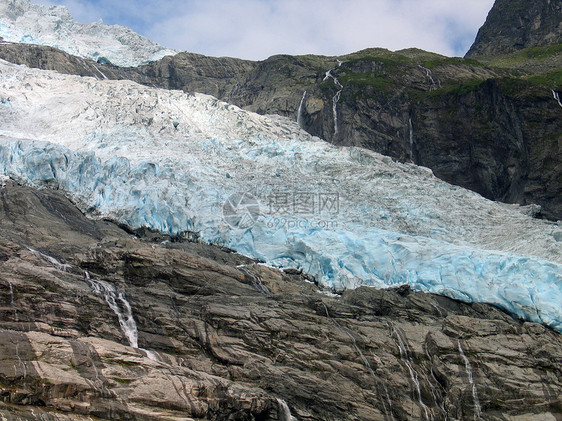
{"left": 0, "top": 60, "right": 561, "bottom": 332}
{"left": 1, "top": 138, "right": 561, "bottom": 332}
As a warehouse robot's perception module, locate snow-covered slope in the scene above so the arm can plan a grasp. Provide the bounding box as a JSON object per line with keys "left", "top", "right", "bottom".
{"left": 0, "top": 59, "right": 561, "bottom": 331}
{"left": 0, "top": 0, "right": 178, "bottom": 66}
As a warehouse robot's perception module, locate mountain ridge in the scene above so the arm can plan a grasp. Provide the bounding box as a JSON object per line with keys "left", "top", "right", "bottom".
{"left": 0, "top": 0, "right": 177, "bottom": 66}
{"left": 466, "top": 0, "right": 562, "bottom": 57}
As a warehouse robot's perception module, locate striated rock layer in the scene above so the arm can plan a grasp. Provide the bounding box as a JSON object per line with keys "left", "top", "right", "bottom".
{"left": 0, "top": 180, "right": 561, "bottom": 420}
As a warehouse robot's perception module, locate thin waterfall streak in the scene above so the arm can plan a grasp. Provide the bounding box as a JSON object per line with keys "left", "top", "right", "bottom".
{"left": 297, "top": 90, "right": 307, "bottom": 129}
{"left": 458, "top": 340, "right": 482, "bottom": 420}
{"left": 88, "top": 276, "right": 139, "bottom": 348}
{"left": 323, "top": 303, "right": 395, "bottom": 420}
{"left": 323, "top": 63, "right": 344, "bottom": 139}
{"left": 7, "top": 281, "right": 16, "bottom": 321}
{"left": 552, "top": 89, "right": 562, "bottom": 108}
{"left": 392, "top": 328, "right": 432, "bottom": 421}
{"left": 277, "top": 398, "right": 297, "bottom": 421}
{"left": 27, "top": 248, "right": 72, "bottom": 272}
{"left": 409, "top": 118, "right": 415, "bottom": 163}
{"left": 92, "top": 64, "right": 108, "bottom": 80}
{"left": 418, "top": 65, "right": 441, "bottom": 90}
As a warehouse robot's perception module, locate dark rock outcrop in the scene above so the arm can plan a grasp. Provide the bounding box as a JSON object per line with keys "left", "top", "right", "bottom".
{"left": 412, "top": 78, "right": 562, "bottom": 218}
{"left": 0, "top": 180, "right": 561, "bottom": 420}
{"left": 466, "top": 0, "right": 562, "bottom": 57}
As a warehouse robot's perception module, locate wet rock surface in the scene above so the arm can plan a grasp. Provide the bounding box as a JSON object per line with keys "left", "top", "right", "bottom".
{"left": 0, "top": 180, "right": 561, "bottom": 420}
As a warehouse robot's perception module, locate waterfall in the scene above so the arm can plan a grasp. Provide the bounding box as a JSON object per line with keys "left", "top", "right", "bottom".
{"left": 27, "top": 248, "right": 72, "bottom": 272}
{"left": 552, "top": 89, "right": 562, "bottom": 108}
{"left": 23, "top": 248, "right": 158, "bottom": 358}
{"left": 8, "top": 281, "right": 14, "bottom": 303}
{"left": 458, "top": 340, "right": 482, "bottom": 420}
{"left": 92, "top": 63, "right": 108, "bottom": 80}
{"left": 392, "top": 328, "right": 432, "bottom": 421}
{"left": 423, "top": 344, "right": 448, "bottom": 419}
{"left": 85, "top": 271, "right": 160, "bottom": 361}
{"left": 323, "top": 66, "right": 344, "bottom": 139}
{"left": 296, "top": 90, "right": 307, "bottom": 129}
{"left": 7, "top": 281, "right": 16, "bottom": 321}
{"left": 86, "top": 271, "right": 139, "bottom": 348}
{"left": 277, "top": 398, "right": 297, "bottom": 421}
{"left": 408, "top": 118, "right": 415, "bottom": 163}
{"left": 332, "top": 81, "right": 343, "bottom": 137}
{"left": 323, "top": 303, "right": 395, "bottom": 420}
{"left": 239, "top": 267, "right": 271, "bottom": 295}
{"left": 142, "top": 349, "right": 161, "bottom": 362}
{"left": 14, "top": 341, "right": 27, "bottom": 383}
{"left": 418, "top": 65, "right": 441, "bottom": 91}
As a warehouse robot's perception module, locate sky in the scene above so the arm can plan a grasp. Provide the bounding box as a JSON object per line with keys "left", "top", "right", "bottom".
{"left": 35, "top": 0, "right": 496, "bottom": 60}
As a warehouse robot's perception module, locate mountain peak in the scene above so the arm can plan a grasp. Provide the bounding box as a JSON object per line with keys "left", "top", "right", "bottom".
{"left": 0, "top": 0, "right": 178, "bottom": 67}
{"left": 466, "top": 0, "right": 562, "bottom": 57}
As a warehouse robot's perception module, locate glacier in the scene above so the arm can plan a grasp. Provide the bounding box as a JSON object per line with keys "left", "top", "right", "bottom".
{"left": 0, "top": 59, "right": 561, "bottom": 332}
{"left": 0, "top": 0, "right": 178, "bottom": 67}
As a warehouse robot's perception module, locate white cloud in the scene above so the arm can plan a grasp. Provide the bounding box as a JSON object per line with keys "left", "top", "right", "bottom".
{"left": 33, "top": 0, "right": 496, "bottom": 60}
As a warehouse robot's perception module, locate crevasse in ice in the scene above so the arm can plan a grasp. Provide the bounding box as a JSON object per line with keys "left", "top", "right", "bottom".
{"left": 0, "top": 60, "right": 561, "bottom": 332}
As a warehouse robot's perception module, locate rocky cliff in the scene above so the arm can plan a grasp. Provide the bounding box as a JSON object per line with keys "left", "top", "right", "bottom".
{"left": 466, "top": 0, "right": 562, "bottom": 57}
{"left": 1, "top": 179, "right": 561, "bottom": 420}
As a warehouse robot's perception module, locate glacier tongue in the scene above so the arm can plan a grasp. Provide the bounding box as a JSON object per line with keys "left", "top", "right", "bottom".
{"left": 0, "top": 60, "right": 561, "bottom": 332}
{"left": 0, "top": 0, "right": 178, "bottom": 67}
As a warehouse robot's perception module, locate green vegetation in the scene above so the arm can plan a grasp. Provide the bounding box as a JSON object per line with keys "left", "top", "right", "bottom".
{"left": 525, "top": 68, "right": 562, "bottom": 88}
{"left": 495, "top": 69, "right": 562, "bottom": 96}
{"left": 292, "top": 54, "right": 335, "bottom": 72}
{"left": 340, "top": 48, "right": 414, "bottom": 67}
{"left": 422, "top": 56, "right": 484, "bottom": 69}
{"left": 477, "top": 43, "right": 562, "bottom": 69}
{"left": 413, "top": 79, "right": 485, "bottom": 100}
{"left": 291, "top": 43, "right": 560, "bottom": 105}
{"left": 338, "top": 72, "right": 394, "bottom": 89}
{"left": 112, "top": 377, "right": 136, "bottom": 384}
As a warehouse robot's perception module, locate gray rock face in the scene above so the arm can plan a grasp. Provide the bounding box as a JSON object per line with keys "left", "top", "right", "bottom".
{"left": 0, "top": 180, "right": 561, "bottom": 420}
{"left": 466, "top": 0, "right": 562, "bottom": 57}
{"left": 412, "top": 78, "right": 562, "bottom": 219}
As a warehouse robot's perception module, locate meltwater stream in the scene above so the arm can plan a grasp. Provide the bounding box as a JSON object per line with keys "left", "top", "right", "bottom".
{"left": 552, "top": 89, "right": 562, "bottom": 108}
{"left": 85, "top": 271, "right": 161, "bottom": 361}
{"left": 6, "top": 280, "right": 16, "bottom": 321}
{"left": 458, "top": 340, "right": 482, "bottom": 420}
{"left": 23, "top": 247, "right": 159, "bottom": 360}
{"left": 418, "top": 65, "right": 441, "bottom": 91}
{"left": 296, "top": 90, "right": 307, "bottom": 129}
{"left": 323, "top": 61, "right": 344, "bottom": 138}
{"left": 277, "top": 399, "right": 297, "bottom": 421}
{"left": 86, "top": 272, "right": 139, "bottom": 348}
{"left": 322, "top": 302, "right": 395, "bottom": 420}
{"left": 392, "top": 327, "right": 432, "bottom": 421}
